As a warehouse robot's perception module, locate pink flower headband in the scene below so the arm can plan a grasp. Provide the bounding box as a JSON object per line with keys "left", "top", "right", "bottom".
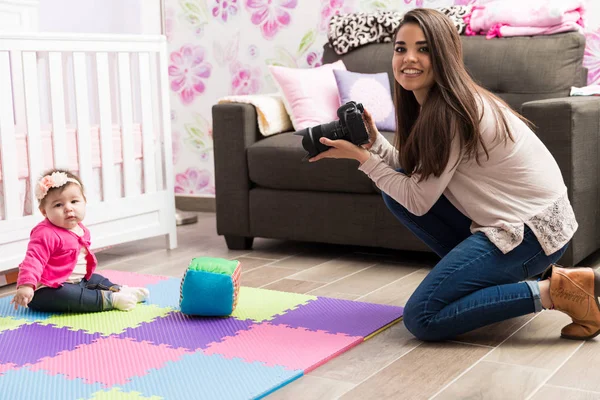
{"left": 35, "top": 171, "right": 81, "bottom": 201}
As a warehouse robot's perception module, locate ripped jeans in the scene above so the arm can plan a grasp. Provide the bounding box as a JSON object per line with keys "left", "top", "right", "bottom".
{"left": 28, "top": 273, "right": 121, "bottom": 313}
{"left": 383, "top": 190, "right": 568, "bottom": 341}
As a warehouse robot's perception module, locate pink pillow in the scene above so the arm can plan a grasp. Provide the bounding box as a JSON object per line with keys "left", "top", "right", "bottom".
{"left": 269, "top": 60, "right": 347, "bottom": 131}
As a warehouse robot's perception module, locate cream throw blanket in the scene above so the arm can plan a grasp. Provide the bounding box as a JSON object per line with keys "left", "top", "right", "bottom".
{"left": 217, "top": 93, "right": 292, "bottom": 136}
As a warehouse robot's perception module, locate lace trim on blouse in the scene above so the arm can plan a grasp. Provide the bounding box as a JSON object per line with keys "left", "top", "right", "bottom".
{"left": 478, "top": 191, "right": 578, "bottom": 255}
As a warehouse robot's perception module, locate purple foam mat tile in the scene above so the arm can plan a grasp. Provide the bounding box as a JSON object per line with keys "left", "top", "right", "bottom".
{"left": 269, "top": 296, "right": 404, "bottom": 337}
{"left": 117, "top": 311, "right": 255, "bottom": 351}
{"left": 0, "top": 323, "right": 101, "bottom": 366}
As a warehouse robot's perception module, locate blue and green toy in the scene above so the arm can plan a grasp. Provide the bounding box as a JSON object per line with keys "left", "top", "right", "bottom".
{"left": 179, "top": 256, "right": 242, "bottom": 316}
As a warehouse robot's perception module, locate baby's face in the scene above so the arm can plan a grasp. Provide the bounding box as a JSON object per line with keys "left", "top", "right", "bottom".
{"left": 40, "top": 184, "right": 86, "bottom": 230}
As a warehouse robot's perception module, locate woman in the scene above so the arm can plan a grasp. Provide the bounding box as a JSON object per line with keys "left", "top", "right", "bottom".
{"left": 309, "top": 8, "right": 600, "bottom": 341}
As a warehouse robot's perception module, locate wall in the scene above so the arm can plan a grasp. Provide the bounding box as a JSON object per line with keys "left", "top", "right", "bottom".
{"left": 38, "top": 0, "right": 161, "bottom": 34}
{"left": 165, "top": 0, "right": 600, "bottom": 198}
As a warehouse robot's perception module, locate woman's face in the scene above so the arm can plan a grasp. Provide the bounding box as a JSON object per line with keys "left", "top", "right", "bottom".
{"left": 392, "top": 23, "right": 435, "bottom": 104}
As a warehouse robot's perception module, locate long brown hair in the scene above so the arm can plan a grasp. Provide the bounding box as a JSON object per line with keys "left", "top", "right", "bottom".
{"left": 394, "top": 8, "right": 529, "bottom": 181}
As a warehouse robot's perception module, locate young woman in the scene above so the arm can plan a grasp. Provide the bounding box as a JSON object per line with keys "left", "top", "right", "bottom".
{"left": 309, "top": 8, "right": 600, "bottom": 341}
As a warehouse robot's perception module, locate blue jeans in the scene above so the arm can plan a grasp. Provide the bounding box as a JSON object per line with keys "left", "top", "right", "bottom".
{"left": 383, "top": 190, "right": 568, "bottom": 341}
{"left": 28, "top": 273, "right": 121, "bottom": 313}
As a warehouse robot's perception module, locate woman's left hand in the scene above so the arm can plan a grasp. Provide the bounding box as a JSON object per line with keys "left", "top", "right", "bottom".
{"left": 308, "top": 138, "right": 370, "bottom": 164}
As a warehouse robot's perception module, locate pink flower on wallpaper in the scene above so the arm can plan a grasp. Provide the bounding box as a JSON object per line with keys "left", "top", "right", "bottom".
{"left": 175, "top": 168, "right": 213, "bottom": 194}
{"left": 172, "top": 131, "right": 181, "bottom": 165}
{"left": 584, "top": 30, "right": 600, "bottom": 85}
{"left": 231, "top": 63, "right": 261, "bottom": 95}
{"left": 319, "top": 0, "right": 353, "bottom": 33}
{"left": 165, "top": 6, "right": 175, "bottom": 42}
{"left": 306, "top": 51, "right": 323, "bottom": 68}
{"left": 246, "top": 0, "right": 298, "bottom": 40}
{"left": 212, "top": 0, "right": 238, "bottom": 23}
{"left": 168, "top": 45, "right": 212, "bottom": 105}
{"left": 404, "top": 0, "right": 423, "bottom": 6}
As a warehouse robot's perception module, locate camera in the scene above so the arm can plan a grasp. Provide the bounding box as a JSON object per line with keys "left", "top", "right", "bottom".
{"left": 295, "top": 101, "right": 369, "bottom": 158}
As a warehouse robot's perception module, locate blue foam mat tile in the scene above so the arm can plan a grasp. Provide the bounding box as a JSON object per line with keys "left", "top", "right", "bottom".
{"left": 120, "top": 351, "right": 303, "bottom": 400}
{"left": 0, "top": 368, "right": 103, "bottom": 400}
{"left": 144, "top": 278, "right": 182, "bottom": 310}
{"left": 0, "top": 296, "right": 56, "bottom": 322}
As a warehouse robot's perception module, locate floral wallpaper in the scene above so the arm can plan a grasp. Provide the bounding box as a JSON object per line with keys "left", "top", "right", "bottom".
{"left": 164, "top": 0, "right": 600, "bottom": 198}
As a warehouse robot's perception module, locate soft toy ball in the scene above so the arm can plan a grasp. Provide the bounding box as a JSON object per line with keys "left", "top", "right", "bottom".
{"left": 179, "top": 257, "right": 242, "bottom": 316}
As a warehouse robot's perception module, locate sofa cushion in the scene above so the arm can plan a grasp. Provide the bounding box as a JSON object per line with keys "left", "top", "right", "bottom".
{"left": 269, "top": 60, "right": 346, "bottom": 131}
{"left": 247, "top": 131, "right": 395, "bottom": 193}
{"left": 323, "top": 32, "right": 587, "bottom": 112}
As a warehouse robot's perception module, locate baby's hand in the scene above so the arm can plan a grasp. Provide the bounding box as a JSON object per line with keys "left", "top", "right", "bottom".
{"left": 11, "top": 285, "right": 34, "bottom": 310}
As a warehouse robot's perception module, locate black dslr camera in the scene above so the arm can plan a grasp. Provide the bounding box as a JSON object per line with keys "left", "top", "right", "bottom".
{"left": 295, "top": 101, "right": 369, "bottom": 158}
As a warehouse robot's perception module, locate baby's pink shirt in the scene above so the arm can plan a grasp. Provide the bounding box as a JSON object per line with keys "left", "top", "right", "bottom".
{"left": 17, "top": 219, "right": 97, "bottom": 288}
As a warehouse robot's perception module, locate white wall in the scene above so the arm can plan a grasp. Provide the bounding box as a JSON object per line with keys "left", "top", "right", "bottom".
{"left": 38, "top": 0, "right": 161, "bottom": 34}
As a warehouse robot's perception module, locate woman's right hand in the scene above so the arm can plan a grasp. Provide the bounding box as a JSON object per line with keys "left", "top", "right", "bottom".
{"left": 11, "top": 285, "right": 34, "bottom": 310}
{"left": 361, "top": 108, "right": 380, "bottom": 150}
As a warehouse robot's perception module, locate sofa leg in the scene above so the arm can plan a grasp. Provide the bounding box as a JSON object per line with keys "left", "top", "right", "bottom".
{"left": 225, "top": 235, "right": 254, "bottom": 250}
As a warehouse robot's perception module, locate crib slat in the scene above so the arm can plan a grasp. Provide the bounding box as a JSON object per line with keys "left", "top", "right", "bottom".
{"left": 0, "top": 51, "right": 21, "bottom": 219}
{"left": 117, "top": 52, "right": 135, "bottom": 198}
{"left": 138, "top": 52, "right": 156, "bottom": 194}
{"left": 48, "top": 52, "right": 68, "bottom": 169}
{"left": 149, "top": 54, "right": 164, "bottom": 191}
{"left": 22, "top": 51, "right": 43, "bottom": 215}
{"left": 73, "top": 52, "right": 93, "bottom": 198}
{"left": 96, "top": 52, "right": 116, "bottom": 201}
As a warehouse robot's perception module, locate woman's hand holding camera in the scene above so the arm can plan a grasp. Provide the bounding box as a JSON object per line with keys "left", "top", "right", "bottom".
{"left": 308, "top": 137, "right": 371, "bottom": 164}
{"left": 361, "top": 108, "right": 379, "bottom": 150}
{"left": 308, "top": 107, "right": 376, "bottom": 164}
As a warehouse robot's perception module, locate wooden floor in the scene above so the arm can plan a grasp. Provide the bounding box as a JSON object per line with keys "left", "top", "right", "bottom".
{"left": 2, "top": 211, "right": 600, "bottom": 399}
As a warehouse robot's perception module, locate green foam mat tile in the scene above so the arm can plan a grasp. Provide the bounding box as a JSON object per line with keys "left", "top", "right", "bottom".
{"left": 231, "top": 287, "right": 317, "bottom": 322}
{"left": 0, "top": 316, "right": 28, "bottom": 333}
{"left": 88, "top": 388, "right": 163, "bottom": 399}
{"left": 38, "top": 304, "right": 173, "bottom": 335}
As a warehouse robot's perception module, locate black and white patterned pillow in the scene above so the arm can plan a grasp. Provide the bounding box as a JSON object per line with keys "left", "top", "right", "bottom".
{"left": 328, "top": 6, "right": 473, "bottom": 55}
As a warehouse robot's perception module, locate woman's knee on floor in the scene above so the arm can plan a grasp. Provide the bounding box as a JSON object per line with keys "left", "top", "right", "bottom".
{"left": 403, "top": 296, "right": 444, "bottom": 342}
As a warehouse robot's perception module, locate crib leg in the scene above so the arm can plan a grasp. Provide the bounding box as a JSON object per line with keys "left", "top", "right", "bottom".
{"left": 166, "top": 230, "right": 178, "bottom": 250}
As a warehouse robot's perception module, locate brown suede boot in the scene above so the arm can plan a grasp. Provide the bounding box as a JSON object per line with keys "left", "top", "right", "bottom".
{"left": 544, "top": 265, "right": 600, "bottom": 340}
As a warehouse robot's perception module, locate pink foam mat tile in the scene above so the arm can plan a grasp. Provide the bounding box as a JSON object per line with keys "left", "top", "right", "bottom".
{"left": 97, "top": 270, "right": 170, "bottom": 288}
{"left": 27, "top": 336, "right": 190, "bottom": 387}
{"left": 0, "top": 363, "right": 17, "bottom": 376}
{"left": 204, "top": 322, "right": 363, "bottom": 373}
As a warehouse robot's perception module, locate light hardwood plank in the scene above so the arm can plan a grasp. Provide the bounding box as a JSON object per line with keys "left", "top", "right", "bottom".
{"left": 312, "top": 322, "right": 419, "bottom": 384}
{"left": 269, "top": 252, "right": 342, "bottom": 270}
{"left": 484, "top": 311, "right": 581, "bottom": 370}
{"left": 291, "top": 256, "right": 377, "bottom": 283}
{"left": 434, "top": 361, "right": 548, "bottom": 400}
{"left": 306, "top": 288, "right": 361, "bottom": 300}
{"left": 265, "top": 375, "right": 355, "bottom": 400}
{"left": 235, "top": 256, "right": 272, "bottom": 272}
{"left": 550, "top": 340, "right": 600, "bottom": 392}
{"left": 263, "top": 279, "right": 325, "bottom": 294}
{"left": 454, "top": 314, "right": 535, "bottom": 347}
{"left": 340, "top": 341, "right": 489, "bottom": 400}
{"left": 320, "top": 263, "right": 421, "bottom": 296}
{"left": 531, "top": 385, "right": 600, "bottom": 400}
{"left": 358, "top": 269, "right": 430, "bottom": 306}
{"left": 241, "top": 266, "right": 298, "bottom": 288}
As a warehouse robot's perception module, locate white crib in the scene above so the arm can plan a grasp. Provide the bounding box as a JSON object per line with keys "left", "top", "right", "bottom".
{"left": 0, "top": 32, "right": 177, "bottom": 275}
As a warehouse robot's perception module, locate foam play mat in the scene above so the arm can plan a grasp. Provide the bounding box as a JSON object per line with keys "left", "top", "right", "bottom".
{"left": 0, "top": 270, "right": 403, "bottom": 399}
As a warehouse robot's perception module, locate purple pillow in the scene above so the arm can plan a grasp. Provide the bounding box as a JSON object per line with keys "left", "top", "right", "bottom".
{"left": 333, "top": 70, "right": 396, "bottom": 132}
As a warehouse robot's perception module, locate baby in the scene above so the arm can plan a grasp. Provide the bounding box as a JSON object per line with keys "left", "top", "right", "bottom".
{"left": 11, "top": 169, "right": 149, "bottom": 312}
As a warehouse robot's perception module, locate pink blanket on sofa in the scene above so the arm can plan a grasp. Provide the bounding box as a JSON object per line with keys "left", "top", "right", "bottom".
{"left": 467, "top": 0, "right": 585, "bottom": 38}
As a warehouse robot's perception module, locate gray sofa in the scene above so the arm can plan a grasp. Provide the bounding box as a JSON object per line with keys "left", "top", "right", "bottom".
{"left": 212, "top": 31, "right": 600, "bottom": 266}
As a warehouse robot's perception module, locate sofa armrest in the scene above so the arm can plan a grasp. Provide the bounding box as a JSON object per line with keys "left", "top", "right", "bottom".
{"left": 212, "top": 103, "right": 263, "bottom": 238}
{"left": 521, "top": 96, "right": 600, "bottom": 265}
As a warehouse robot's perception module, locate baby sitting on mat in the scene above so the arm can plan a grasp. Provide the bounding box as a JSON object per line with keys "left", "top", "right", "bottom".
{"left": 11, "top": 169, "right": 148, "bottom": 312}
